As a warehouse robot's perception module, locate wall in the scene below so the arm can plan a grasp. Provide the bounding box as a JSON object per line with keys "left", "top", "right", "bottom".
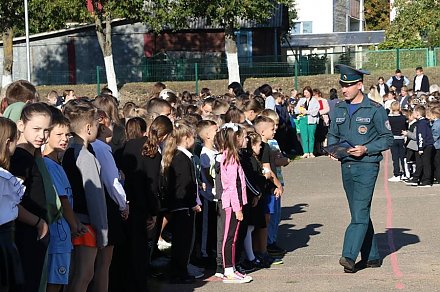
{"left": 333, "top": 0, "right": 348, "bottom": 32}
{"left": 294, "top": 0, "right": 334, "bottom": 34}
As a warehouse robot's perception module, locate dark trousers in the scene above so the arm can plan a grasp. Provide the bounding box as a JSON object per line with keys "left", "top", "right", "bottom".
{"left": 13, "top": 221, "right": 49, "bottom": 292}
{"left": 221, "top": 207, "right": 241, "bottom": 269}
{"left": 341, "top": 162, "right": 380, "bottom": 261}
{"left": 390, "top": 139, "right": 406, "bottom": 176}
{"left": 235, "top": 204, "right": 250, "bottom": 264}
{"left": 414, "top": 145, "right": 434, "bottom": 184}
{"left": 216, "top": 201, "right": 224, "bottom": 267}
{"left": 434, "top": 149, "right": 440, "bottom": 182}
{"left": 170, "top": 209, "right": 195, "bottom": 277}
{"left": 124, "top": 213, "right": 150, "bottom": 292}
{"left": 199, "top": 198, "right": 217, "bottom": 259}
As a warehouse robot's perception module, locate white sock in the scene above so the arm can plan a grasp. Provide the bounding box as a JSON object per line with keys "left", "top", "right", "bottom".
{"left": 224, "top": 267, "right": 234, "bottom": 276}
{"left": 244, "top": 225, "right": 255, "bottom": 261}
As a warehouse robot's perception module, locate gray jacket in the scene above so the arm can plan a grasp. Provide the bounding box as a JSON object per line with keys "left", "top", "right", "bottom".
{"left": 294, "top": 97, "right": 320, "bottom": 124}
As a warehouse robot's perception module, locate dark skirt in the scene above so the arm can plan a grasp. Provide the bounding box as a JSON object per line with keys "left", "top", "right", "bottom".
{"left": 14, "top": 220, "right": 49, "bottom": 292}
{"left": 244, "top": 195, "right": 266, "bottom": 229}
{"left": 0, "top": 221, "right": 24, "bottom": 289}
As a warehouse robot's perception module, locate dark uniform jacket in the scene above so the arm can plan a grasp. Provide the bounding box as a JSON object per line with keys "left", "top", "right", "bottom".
{"left": 328, "top": 94, "right": 394, "bottom": 163}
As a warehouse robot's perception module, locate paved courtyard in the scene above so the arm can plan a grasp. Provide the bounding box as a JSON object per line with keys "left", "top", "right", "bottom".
{"left": 153, "top": 151, "right": 440, "bottom": 291}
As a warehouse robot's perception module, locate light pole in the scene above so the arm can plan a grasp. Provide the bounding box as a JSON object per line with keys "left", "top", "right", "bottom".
{"left": 24, "top": 0, "right": 31, "bottom": 81}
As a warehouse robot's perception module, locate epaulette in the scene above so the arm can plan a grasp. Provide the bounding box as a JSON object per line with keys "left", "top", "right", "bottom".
{"left": 335, "top": 100, "right": 344, "bottom": 107}
{"left": 369, "top": 99, "right": 383, "bottom": 108}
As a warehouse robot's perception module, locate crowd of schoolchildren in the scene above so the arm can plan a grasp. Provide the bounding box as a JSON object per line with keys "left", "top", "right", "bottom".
{"left": 2, "top": 73, "right": 439, "bottom": 292}
{"left": 0, "top": 79, "right": 300, "bottom": 292}
{"left": 368, "top": 77, "right": 440, "bottom": 187}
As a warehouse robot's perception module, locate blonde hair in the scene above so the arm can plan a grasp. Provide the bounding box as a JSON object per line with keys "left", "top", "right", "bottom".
{"left": 162, "top": 120, "right": 195, "bottom": 174}
{"left": 260, "top": 109, "right": 279, "bottom": 124}
{"left": 390, "top": 101, "right": 400, "bottom": 113}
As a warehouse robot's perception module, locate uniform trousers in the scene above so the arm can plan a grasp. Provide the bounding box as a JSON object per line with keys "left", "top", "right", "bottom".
{"left": 414, "top": 145, "right": 434, "bottom": 184}
{"left": 341, "top": 162, "right": 380, "bottom": 262}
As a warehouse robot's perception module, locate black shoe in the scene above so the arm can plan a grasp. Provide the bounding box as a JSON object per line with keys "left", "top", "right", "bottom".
{"left": 250, "top": 258, "right": 266, "bottom": 270}
{"left": 240, "top": 260, "right": 257, "bottom": 273}
{"left": 418, "top": 182, "right": 432, "bottom": 188}
{"left": 235, "top": 264, "right": 248, "bottom": 275}
{"left": 169, "top": 274, "right": 195, "bottom": 284}
{"left": 267, "top": 243, "right": 287, "bottom": 256}
{"left": 355, "top": 259, "right": 383, "bottom": 270}
{"left": 405, "top": 178, "right": 419, "bottom": 186}
{"left": 255, "top": 254, "right": 272, "bottom": 268}
{"left": 339, "top": 257, "right": 356, "bottom": 273}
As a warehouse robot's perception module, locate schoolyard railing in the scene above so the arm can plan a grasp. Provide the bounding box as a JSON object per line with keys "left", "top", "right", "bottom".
{"left": 31, "top": 48, "right": 439, "bottom": 91}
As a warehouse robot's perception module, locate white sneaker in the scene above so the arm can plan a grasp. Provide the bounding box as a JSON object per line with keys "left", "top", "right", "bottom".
{"left": 222, "top": 271, "right": 252, "bottom": 284}
{"left": 187, "top": 264, "right": 204, "bottom": 279}
{"left": 388, "top": 176, "right": 401, "bottom": 182}
{"left": 157, "top": 239, "right": 171, "bottom": 251}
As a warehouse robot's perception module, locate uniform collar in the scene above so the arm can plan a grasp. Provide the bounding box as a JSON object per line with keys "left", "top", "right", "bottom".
{"left": 177, "top": 146, "right": 193, "bottom": 160}
{"left": 340, "top": 93, "right": 371, "bottom": 109}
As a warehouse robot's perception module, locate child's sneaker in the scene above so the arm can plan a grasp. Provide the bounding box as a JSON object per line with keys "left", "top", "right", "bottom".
{"left": 388, "top": 176, "right": 401, "bottom": 182}
{"left": 214, "top": 265, "right": 224, "bottom": 278}
{"left": 222, "top": 271, "right": 252, "bottom": 284}
{"left": 157, "top": 239, "right": 171, "bottom": 251}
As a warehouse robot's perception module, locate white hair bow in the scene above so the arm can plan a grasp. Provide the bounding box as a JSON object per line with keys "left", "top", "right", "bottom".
{"left": 221, "top": 123, "right": 239, "bottom": 132}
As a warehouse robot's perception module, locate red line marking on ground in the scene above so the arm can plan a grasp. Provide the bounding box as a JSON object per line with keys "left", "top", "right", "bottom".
{"left": 383, "top": 151, "right": 405, "bottom": 289}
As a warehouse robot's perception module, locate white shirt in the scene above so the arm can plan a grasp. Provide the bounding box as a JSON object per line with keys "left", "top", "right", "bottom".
{"left": 378, "top": 84, "right": 386, "bottom": 97}
{"left": 0, "top": 168, "right": 25, "bottom": 225}
{"left": 265, "top": 96, "right": 276, "bottom": 110}
{"left": 200, "top": 146, "right": 218, "bottom": 200}
{"left": 414, "top": 75, "right": 424, "bottom": 91}
{"left": 177, "top": 146, "right": 193, "bottom": 160}
{"left": 92, "top": 139, "right": 127, "bottom": 211}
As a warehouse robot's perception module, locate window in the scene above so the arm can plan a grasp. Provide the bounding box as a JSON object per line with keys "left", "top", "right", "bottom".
{"left": 292, "top": 22, "right": 301, "bottom": 34}
{"left": 291, "top": 21, "right": 313, "bottom": 34}
{"left": 303, "top": 21, "right": 313, "bottom": 34}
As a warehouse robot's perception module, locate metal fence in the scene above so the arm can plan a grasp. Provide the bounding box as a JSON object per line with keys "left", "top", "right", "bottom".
{"left": 33, "top": 48, "right": 440, "bottom": 86}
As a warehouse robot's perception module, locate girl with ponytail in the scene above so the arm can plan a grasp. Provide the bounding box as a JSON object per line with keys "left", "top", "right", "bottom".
{"left": 118, "top": 115, "right": 172, "bottom": 291}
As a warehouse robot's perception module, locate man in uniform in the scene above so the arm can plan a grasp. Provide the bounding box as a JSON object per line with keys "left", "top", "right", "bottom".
{"left": 328, "top": 64, "right": 394, "bottom": 273}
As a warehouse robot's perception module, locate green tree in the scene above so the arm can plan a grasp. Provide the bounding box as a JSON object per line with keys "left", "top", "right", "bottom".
{"left": 190, "top": 0, "right": 295, "bottom": 84}
{"left": 140, "top": 0, "right": 296, "bottom": 84}
{"left": 364, "top": 0, "right": 390, "bottom": 31}
{"left": 1, "top": 0, "right": 86, "bottom": 91}
{"left": 27, "top": 0, "right": 87, "bottom": 34}
{"left": 379, "top": 0, "right": 440, "bottom": 49}
{"left": 0, "top": 0, "right": 23, "bottom": 91}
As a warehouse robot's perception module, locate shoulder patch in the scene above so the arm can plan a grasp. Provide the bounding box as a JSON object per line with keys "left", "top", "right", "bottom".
{"left": 385, "top": 120, "right": 391, "bottom": 130}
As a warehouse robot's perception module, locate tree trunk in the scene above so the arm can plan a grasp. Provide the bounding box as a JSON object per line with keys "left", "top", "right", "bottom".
{"left": 225, "top": 26, "right": 240, "bottom": 84}
{"left": 94, "top": 10, "right": 119, "bottom": 100}
{"left": 2, "top": 28, "right": 14, "bottom": 91}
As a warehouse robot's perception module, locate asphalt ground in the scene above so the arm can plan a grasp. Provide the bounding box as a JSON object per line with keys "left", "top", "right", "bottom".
{"left": 151, "top": 150, "right": 440, "bottom": 291}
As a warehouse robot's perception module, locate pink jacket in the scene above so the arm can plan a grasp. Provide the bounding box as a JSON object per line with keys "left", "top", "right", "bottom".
{"left": 220, "top": 151, "right": 247, "bottom": 212}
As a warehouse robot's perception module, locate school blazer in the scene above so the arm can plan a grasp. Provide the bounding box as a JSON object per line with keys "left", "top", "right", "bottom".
{"left": 167, "top": 150, "right": 197, "bottom": 211}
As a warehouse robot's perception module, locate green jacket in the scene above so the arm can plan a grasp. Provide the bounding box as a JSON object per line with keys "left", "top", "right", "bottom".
{"left": 328, "top": 94, "right": 394, "bottom": 163}
{"left": 3, "top": 102, "right": 25, "bottom": 123}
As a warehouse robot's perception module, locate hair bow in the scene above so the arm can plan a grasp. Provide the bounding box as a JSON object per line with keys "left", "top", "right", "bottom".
{"left": 221, "top": 123, "right": 239, "bottom": 132}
